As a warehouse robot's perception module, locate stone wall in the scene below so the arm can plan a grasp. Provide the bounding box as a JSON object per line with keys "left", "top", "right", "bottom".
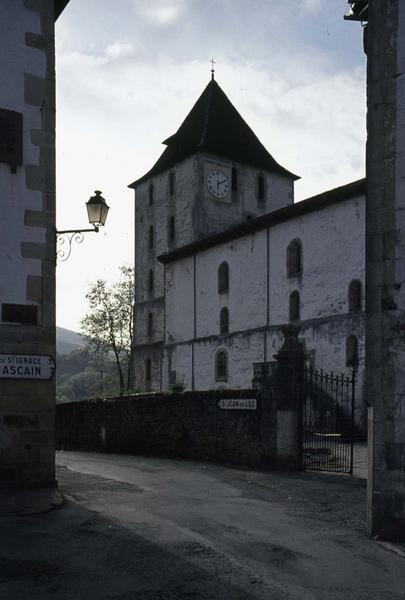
{"left": 0, "top": 0, "right": 59, "bottom": 486}
{"left": 132, "top": 145, "right": 295, "bottom": 392}
{"left": 55, "top": 389, "right": 276, "bottom": 468}
{"left": 366, "top": 0, "right": 405, "bottom": 541}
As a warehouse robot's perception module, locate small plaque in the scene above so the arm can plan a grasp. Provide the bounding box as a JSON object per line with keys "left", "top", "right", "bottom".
{"left": 218, "top": 398, "right": 257, "bottom": 410}
{"left": 0, "top": 108, "right": 23, "bottom": 171}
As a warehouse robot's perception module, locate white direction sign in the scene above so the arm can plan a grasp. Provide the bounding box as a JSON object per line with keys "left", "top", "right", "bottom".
{"left": 0, "top": 354, "right": 56, "bottom": 380}
{"left": 218, "top": 398, "right": 257, "bottom": 410}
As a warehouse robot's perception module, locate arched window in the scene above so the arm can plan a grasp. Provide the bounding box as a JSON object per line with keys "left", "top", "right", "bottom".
{"left": 169, "top": 215, "right": 175, "bottom": 241}
{"left": 147, "top": 312, "right": 153, "bottom": 336}
{"left": 348, "top": 279, "right": 362, "bottom": 312}
{"left": 287, "top": 240, "right": 302, "bottom": 278}
{"left": 148, "top": 183, "right": 154, "bottom": 206}
{"left": 215, "top": 350, "right": 228, "bottom": 381}
{"left": 148, "top": 225, "right": 154, "bottom": 249}
{"left": 257, "top": 174, "right": 265, "bottom": 204}
{"left": 218, "top": 262, "right": 229, "bottom": 294}
{"left": 289, "top": 290, "right": 300, "bottom": 322}
{"left": 220, "top": 307, "right": 229, "bottom": 334}
{"left": 346, "top": 335, "right": 359, "bottom": 368}
{"left": 169, "top": 172, "right": 175, "bottom": 196}
{"left": 148, "top": 269, "right": 154, "bottom": 293}
{"left": 145, "top": 358, "right": 152, "bottom": 382}
{"left": 231, "top": 167, "right": 238, "bottom": 192}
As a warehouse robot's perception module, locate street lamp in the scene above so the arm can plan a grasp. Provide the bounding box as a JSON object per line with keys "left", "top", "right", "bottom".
{"left": 56, "top": 190, "right": 110, "bottom": 262}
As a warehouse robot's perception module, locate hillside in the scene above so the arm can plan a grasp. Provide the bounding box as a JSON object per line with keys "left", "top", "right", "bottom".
{"left": 56, "top": 326, "right": 85, "bottom": 355}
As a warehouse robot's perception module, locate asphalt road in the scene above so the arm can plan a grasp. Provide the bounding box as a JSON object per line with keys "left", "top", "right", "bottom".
{"left": 1, "top": 451, "right": 404, "bottom": 599}
{"left": 57, "top": 452, "right": 405, "bottom": 599}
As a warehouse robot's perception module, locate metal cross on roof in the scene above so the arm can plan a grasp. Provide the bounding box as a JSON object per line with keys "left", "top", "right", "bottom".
{"left": 210, "top": 58, "right": 216, "bottom": 80}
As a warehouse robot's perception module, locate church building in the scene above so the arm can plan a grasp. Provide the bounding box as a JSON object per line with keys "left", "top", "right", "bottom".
{"left": 129, "top": 76, "right": 365, "bottom": 426}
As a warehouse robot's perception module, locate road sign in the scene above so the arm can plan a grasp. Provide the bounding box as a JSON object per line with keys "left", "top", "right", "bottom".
{"left": 0, "top": 354, "right": 56, "bottom": 380}
{"left": 218, "top": 398, "right": 257, "bottom": 410}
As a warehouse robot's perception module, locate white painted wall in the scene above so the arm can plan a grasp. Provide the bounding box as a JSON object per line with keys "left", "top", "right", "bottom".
{"left": 195, "top": 233, "right": 268, "bottom": 339}
{"left": 269, "top": 194, "right": 365, "bottom": 324}
{"left": 0, "top": 0, "right": 46, "bottom": 307}
{"left": 196, "top": 153, "right": 294, "bottom": 236}
{"left": 165, "top": 260, "right": 194, "bottom": 344}
{"left": 163, "top": 193, "right": 366, "bottom": 408}
{"left": 134, "top": 154, "right": 198, "bottom": 308}
{"left": 193, "top": 332, "right": 265, "bottom": 390}
{"left": 0, "top": 0, "right": 45, "bottom": 304}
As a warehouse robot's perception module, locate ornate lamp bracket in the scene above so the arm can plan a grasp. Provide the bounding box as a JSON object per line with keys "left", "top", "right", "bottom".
{"left": 56, "top": 226, "right": 99, "bottom": 262}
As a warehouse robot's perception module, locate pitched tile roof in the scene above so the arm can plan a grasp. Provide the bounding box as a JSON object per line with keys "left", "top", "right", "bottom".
{"left": 129, "top": 78, "right": 299, "bottom": 188}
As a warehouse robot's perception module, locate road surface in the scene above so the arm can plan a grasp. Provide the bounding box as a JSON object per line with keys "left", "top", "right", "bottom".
{"left": 48, "top": 451, "right": 405, "bottom": 600}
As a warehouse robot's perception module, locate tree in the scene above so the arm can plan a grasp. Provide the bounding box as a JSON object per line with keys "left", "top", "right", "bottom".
{"left": 80, "top": 265, "right": 135, "bottom": 396}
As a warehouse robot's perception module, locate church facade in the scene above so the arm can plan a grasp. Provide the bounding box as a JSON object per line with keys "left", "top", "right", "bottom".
{"left": 129, "top": 77, "right": 366, "bottom": 427}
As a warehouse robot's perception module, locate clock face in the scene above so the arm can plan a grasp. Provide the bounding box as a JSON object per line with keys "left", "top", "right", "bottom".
{"left": 207, "top": 170, "right": 229, "bottom": 199}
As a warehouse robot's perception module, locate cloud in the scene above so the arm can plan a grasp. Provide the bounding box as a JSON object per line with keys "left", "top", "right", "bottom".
{"left": 54, "top": 0, "right": 366, "bottom": 330}
{"left": 132, "top": 0, "right": 191, "bottom": 26}
{"left": 296, "top": 0, "right": 322, "bottom": 12}
{"left": 105, "top": 42, "right": 137, "bottom": 59}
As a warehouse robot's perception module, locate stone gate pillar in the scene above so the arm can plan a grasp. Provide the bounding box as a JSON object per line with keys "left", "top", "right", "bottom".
{"left": 253, "top": 327, "right": 305, "bottom": 470}
{"left": 366, "top": 1, "right": 405, "bottom": 541}
{"left": 273, "top": 326, "right": 305, "bottom": 470}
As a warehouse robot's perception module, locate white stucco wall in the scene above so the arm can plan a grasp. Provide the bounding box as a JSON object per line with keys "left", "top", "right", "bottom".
{"left": 133, "top": 155, "right": 199, "bottom": 390}
{"left": 196, "top": 153, "right": 294, "bottom": 236}
{"left": 269, "top": 194, "right": 365, "bottom": 324}
{"left": 163, "top": 193, "right": 366, "bottom": 413}
{"left": 165, "top": 260, "right": 194, "bottom": 344}
{"left": 134, "top": 154, "right": 198, "bottom": 307}
{"left": 193, "top": 332, "right": 265, "bottom": 390}
{"left": 195, "top": 233, "right": 268, "bottom": 339}
{"left": 0, "top": 0, "right": 46, "bottom": 308}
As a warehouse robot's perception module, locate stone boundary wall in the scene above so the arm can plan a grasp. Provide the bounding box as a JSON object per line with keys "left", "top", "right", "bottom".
{"left": 56, "top": 389, "right": 278, "bottom": 468}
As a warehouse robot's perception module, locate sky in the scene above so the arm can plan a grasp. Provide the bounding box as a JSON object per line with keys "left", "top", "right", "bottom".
{"left": 55, "top": 0, "right": 366, "bottom": 332}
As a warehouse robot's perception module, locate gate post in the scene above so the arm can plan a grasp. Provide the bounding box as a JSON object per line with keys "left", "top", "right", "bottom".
{"left": 273, "top": 326, "right": 306, "bottom": 470}
{"left": 253, "top": 360, "right": 277, "bottom": 466}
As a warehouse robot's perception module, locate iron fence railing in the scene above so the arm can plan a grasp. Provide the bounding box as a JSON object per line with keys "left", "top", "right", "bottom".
{"left": 302, "top": 366, "right": 356, "bottom": 473}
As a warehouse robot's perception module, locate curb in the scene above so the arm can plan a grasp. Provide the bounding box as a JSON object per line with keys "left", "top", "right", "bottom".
{"left": 0, "top": 489, "right": 64, "bottom": 517}
{"left": 377, "top": 541, "right": 405, "bottom": 559}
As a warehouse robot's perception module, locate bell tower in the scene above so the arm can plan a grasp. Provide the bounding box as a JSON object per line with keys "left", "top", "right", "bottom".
{"left": 129, "top": 78, "right": 298, "bottom": 391}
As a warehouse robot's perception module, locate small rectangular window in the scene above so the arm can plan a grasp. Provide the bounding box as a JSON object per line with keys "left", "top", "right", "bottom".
{"left": 146, "top": 358, "right": 152, "bottom": 382}
{"left": 148, "top": 270, "right": 154, "bottom": 293}
{"left": 2, "top": 303, "right": 38, "bottom": 325}
{"left": 148, "top": 183, "right": 154, "bottom": 206}
{"left": 169, "top": 215, "right": 175, "bottom": 241}
{"left": 147, "top": 312, "right": 153, "bottom": 336}
{"left": 231, "top": 167, "right": 238, "bottom": 192}
{"left": 215, "top": 351, "right": 228, "bottom": 381}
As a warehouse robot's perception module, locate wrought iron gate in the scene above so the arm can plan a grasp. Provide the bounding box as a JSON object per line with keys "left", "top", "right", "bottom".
{"left": 302, "top": 366, "right": 356, "bottom": 473}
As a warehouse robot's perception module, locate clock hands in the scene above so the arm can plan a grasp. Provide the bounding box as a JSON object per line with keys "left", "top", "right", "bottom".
{"left": 207, "top": 170, "right": 228, "bottom": 198}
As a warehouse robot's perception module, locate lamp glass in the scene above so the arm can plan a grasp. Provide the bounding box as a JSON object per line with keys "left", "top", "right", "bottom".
{"left": 86, "top": 191, "right": 109, "bottom": 226}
